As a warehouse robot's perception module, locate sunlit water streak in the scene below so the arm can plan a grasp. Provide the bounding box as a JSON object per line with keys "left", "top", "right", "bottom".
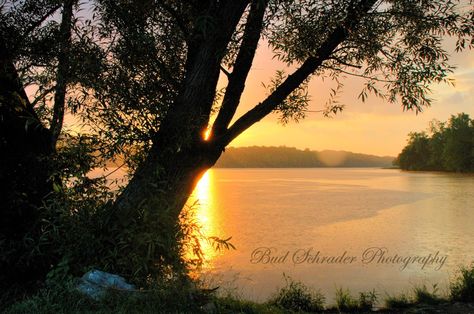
{"left": 186, "top": 170, "right": 222, "bottom": 268}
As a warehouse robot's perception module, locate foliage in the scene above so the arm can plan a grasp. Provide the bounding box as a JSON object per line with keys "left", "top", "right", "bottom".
{"left": 5, "top": 262, "right": 474, "bottom": 313}
{"left": 358, "top": 290, "right": 378, "bottom": 311}
{"left": 384, "top": 293, "right": 413, "bottom": 309}
{"left": 2, "top": 0, "right": 473, "bottom": 301}
{"left": 4, "top": 279, "right": 204, "bottom": 314}
{"left": 413, "top": 284, "right": 444, "bottom": 305}
{"left": 395, "top": 113, "right": 474, "bottom": 172}
{"left": 266, "top": 0, "right": 472, "bottom": 112}
{"left": 335, "top": 288, "right": 359, "bottom": 312}
{"left": 268, "top": 274, "right": 325, "bottom": 312}
{"left": 334, "top": 288, "right": 377, "bottom": 312}
{"left": 264, "top": 70, "right": 311, "bottom": 124}
{"left": 215, "top": 146, "right": 394, "bottom": 168}
{"left": 216, "top": 296, "right": 284, "bottom": 314}
{"left": 37, "top": 189, "right": 216, "bottom": 284}
{"left": 450, "top": 263, "right": 474, "bottom": 302}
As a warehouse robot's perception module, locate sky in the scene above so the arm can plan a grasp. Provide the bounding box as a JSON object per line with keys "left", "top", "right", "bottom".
{"left": 61, "top": 2, "right": 473, "bottom": 158}
{"left": 222, "top": 41, "right": 473, "bottom": 157}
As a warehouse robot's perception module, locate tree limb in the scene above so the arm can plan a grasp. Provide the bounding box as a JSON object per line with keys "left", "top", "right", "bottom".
{"left": 211, "top": 0, "right": 268, "bottom": 136}
{"left": 31, "top": 86, "right": 56, "bottom": 108}
{"left": 51, "top": 0, "right": 74, "bottom": 147}
{"left": 327, "top": 56, "right": 362, "bottom": 69}
{"left": 220, "top": 65, "right": 231, "bottom": 78}
{"left": 217, "top": 0, "right": 378, "bottom": 147}
{"left": 22, "top": 4, "right": 62, "bottom": 39}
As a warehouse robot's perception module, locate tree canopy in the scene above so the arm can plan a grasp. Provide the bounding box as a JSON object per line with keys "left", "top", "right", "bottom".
{"left": 1, "top": 0, "right": 473, "bottom": 294}
{"left": 395, "top": 113, "right": 474, "bottom": 172}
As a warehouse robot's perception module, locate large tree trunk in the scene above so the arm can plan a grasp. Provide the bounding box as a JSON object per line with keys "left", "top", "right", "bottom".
{"left": 0, "top": 42, "right": 54, "bottom": 292}
{"left": 112, "top": 0, "right": 249, "bottom": 234}
{"left": 113, "top": 138, "right": 223, "bottom": 226}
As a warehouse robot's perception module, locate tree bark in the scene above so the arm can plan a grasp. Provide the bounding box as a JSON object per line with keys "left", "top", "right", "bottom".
{"left": 112, "top": 1, "right": 249, "bottom": 224}
{"left": 0, "top": 40, "right": 54, "bottom": 291}
{"left": 113, "top": 138, "right": 223, "bottom": 226}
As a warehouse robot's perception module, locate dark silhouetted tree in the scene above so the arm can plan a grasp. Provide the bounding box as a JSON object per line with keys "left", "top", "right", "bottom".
{"left": 1, "top": 0, "right": 473, "bottom": 288}
{"left": 396, "top": 113, "right": 474, "bottom": 172}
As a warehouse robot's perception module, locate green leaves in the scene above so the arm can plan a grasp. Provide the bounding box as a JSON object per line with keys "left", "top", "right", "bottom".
{"left": 264, "top": 70, "right": 310, "bottom": 124}
{"left": 266, "top": 0, "right": 472, "bottom": 114}
{"left": 396, "top": 113, "right": 474, "bottom": 172}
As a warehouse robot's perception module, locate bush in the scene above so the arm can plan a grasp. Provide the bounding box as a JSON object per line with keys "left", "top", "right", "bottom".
{"left": 4, "top": 279, "right": 204, "bottom": 314}
{"left": 384, "top": 293, "right": 412, "bottom": 309}
{"left": 334, "top": 288, "right": 377, "bottom": 312}
{"left": 413, "top": 284, "right": 444, "bottom": 305}
{"left": 269, "top": 274, "right": 325, "bottom": 312}
{"left": 450, "top": 263, "right": 474, "bottom": 302}
{"left": 358, "top": 290, "right": 378, "bottom": 311}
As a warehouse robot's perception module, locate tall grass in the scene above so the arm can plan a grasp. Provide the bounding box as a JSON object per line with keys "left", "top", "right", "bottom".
{"left": 268, "top": 274, "right": 325, "bottom": 312}
{"left": 450, "top": 263, "right": 474, "bottom": 302}
{"left": 334, "top": 288, "right": 377, "bottom": 312}
{"left": 5, "top": 262, "right": 474, "bottom": 313}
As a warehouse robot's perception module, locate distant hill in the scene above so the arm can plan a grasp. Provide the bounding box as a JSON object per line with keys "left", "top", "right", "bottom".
{"left": 214, "top": 146, "right": 395, "bottom": 168}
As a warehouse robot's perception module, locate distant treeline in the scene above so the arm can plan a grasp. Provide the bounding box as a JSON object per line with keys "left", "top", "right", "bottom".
{"left": 214, "top": 146, "right": 394, "bottom": 168}
{"left": 394, "top": 113, "right": 474, "bottom": 172}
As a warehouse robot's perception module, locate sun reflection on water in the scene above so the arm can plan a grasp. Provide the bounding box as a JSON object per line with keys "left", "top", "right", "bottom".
{"left": 186, "top": 170, "right": 218, "bottom": 268}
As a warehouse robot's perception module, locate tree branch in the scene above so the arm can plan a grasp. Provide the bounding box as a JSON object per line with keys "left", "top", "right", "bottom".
{"left": 322, "top": 65, "right": 394, "bottom": 83}
{"left": 0, "top": 40, "right": 35, "bottom": 117}
{"left": 217, "top": 0, "right": 378, "bottom": 147}
{"left": 22, "top": 4, "right": 62, "bottom": 39}
{"left": 31, "top": 86, "right": 56, "bottom": 108}
{"left": 220, "top": 65, "right": 231, "bottom": 78}
{"left": 327, "top": 56, "right": 362, "bottom": 69}
{"left": 156, "top": 1, "right": 190, "bottom": 40}
{"left": 151, "top": 0, "right": 250, "bottom": 146}
{"left": 211, "top": 0, "right": 268, "bottom": 136}
{"left": 50, "top": 0, "right": 74, "bottom": 147}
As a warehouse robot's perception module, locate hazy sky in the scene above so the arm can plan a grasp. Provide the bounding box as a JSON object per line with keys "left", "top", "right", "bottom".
{"left": 62, "top": 3, "right": 473, "bottom": 157}
{"left": 223, "top": 42, "right": 473, "bottom": 157}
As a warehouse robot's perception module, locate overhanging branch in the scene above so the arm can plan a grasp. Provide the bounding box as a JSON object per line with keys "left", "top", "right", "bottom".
{"left": 217, "top": 0, "right": 378, "bottom": 147}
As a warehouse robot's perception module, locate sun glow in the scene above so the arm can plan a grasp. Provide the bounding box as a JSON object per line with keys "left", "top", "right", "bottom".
{"left": 203, "top": 128, "right": 212, "bottom": 141}
{"left": 185, "top": 170, "right": 218, "bottom": 267}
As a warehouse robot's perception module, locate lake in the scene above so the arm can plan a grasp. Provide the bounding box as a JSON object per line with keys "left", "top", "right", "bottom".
{"left": 184, "top": 168, "right": 474, "bottom": 302}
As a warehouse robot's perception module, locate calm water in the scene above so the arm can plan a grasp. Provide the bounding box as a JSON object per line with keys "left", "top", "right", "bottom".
{"left": 185, "top": 168, "right": 474, "bottom": 302}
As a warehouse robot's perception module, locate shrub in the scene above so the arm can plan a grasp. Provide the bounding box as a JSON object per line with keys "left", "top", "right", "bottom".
{"left": 450, "top": 263, "right": 474, "bottom": 302}
{"left": 269, "top": 274, "right": 325, "bottom": 312}
{"left": 413, "top": 284, "right": 444, "bottom": 305}
{"left": 358, "top": 290, "right": 378, "bottom": 311}
{"left": 334, "top": 288, "right": 357, "bottom": 312}
{"left": 384, "top": 293, "right": 412, "bottom": 309}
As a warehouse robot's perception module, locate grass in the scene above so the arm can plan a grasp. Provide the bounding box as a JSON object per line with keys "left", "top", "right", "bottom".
{"left": 4, "top": 281, "right": 204, "bottom": 314}
{"left": 268, "top": 274, "right": 325, "bottom": 312}
{"left": 413, "top": 284, "right": 444, "bottom": 305}
{"left": 333, "top": 288, "right": 377, "bottom": 312}
{"left": 384, "top": 293, "right": 413, "bottom": 309}
{"left": 4, "top": 263, "right": 474, "bottom": 313}
{"left": 384, "top": 284, "right": 445, "bottom": 310}
{"left": 450, "top": 263, "right": 474, "bottom": 302}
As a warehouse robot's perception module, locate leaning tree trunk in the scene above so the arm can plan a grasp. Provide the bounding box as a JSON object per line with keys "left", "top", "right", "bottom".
{"left": 110, "top": 134, "right": 223, "bottom": 277}
{"left": 109, "top": 0, "right": 249, "bottom": 276}
{"left": 113, "top": 137, "right": 223, "bottom": 226}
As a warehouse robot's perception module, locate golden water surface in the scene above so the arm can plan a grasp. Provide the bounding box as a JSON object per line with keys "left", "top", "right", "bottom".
{"left": 186, "top": 168, "right": 474, "bottom": 302}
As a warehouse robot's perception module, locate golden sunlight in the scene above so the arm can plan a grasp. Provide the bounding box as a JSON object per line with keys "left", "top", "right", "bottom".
{"left": 186, "top": 170, "right": 218, "bottom": 266}
{"left": 203, "top": 128, "right": 212, "bottom": 141}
